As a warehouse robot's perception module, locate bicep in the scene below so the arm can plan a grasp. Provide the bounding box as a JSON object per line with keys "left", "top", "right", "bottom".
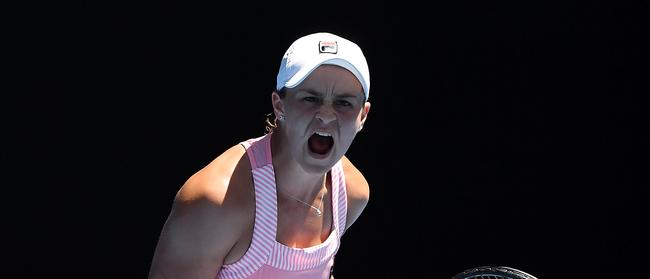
{"left": 148, "top": 200, "right": 239, "bottom": 279}
{"left": 341, "top": 156, "right": 370, "bottom": 232}
{"left": 344, "top": 190, "right": 369, "bottom": 232}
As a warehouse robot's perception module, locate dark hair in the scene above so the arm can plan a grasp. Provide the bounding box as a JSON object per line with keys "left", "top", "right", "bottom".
{"left": 264, "top": 88, "right": 287, "bottom": 134}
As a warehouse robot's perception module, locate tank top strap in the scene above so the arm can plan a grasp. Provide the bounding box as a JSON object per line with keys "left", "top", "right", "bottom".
{"left": 219, "top": 134, "right": 277, "bottom": 278}
{"left": 240, "top": 133, "right": 273, "bottom": 169}
{"left": 331, "top": 160, "right": 348, "bottom": 238}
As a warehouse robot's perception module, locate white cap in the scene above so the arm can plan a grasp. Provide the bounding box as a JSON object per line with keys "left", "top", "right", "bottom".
{"left": 276, "top": 32, "right": 370, "bottom": 101}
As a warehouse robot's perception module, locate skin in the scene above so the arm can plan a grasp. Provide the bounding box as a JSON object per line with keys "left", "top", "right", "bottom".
{"left": 148, "top": 65, "right": 371, "bottom": 279}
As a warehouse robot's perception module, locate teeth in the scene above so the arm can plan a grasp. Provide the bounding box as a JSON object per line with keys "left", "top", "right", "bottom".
{"left": 315, "top": 131, "right": 332, "bottom": 137}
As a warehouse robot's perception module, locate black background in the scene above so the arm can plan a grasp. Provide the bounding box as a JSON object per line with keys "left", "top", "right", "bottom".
{"left": 6, "top": 1, "right": 649, "bottom": 278}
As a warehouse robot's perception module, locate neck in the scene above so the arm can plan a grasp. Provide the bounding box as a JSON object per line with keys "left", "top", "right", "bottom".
{"left": 275, "top": 165, "right": 327, "bottom": 199}
{"left": 271, "top": 132, "right": 329, "bottom": 198}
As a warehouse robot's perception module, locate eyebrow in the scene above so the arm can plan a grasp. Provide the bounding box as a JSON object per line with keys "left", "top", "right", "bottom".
{"left": 300, "top": 89, "right": 364, "bottom": 101}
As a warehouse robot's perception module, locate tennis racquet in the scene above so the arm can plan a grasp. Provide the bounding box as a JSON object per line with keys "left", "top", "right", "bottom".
{"left": 451, "top": 266, "right": 538, "bottom": 279}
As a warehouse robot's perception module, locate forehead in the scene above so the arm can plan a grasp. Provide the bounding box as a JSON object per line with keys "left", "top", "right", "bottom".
{"left": 293, "top": 65, "right": 364, "bottom": 98}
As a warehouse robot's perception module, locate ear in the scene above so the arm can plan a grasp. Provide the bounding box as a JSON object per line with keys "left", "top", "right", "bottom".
{"left": 357, "top": 101, "right": 371, "bottom": 132}
{"left": 271, "top": 91, "right": 285, "bottom": 118}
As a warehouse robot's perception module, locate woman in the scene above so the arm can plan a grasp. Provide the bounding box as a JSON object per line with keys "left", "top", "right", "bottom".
{"left": 149, "top": 32, "right": 372, "bottom": 279}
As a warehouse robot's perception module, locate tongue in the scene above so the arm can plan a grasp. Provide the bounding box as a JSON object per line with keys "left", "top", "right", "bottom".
{"left": 308, "top": 134, "right": 333, "bottom": 155}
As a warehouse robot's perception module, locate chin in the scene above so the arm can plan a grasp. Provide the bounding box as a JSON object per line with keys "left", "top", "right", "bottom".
{"left": 301, "top": 146, "right": 338, "bottom": 172}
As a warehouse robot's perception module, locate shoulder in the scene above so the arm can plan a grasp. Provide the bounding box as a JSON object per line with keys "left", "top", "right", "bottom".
{"left": 173, "top": 144, "right": 255, "bottom": 236}
{"left": 149, "top": 144, "right": 254, "bottom": 278}
{"left": 340, "top": 155, "right": 370, "bottom": 231}
{"left": 177, "top": 144, "right": 251, "bottom": 207}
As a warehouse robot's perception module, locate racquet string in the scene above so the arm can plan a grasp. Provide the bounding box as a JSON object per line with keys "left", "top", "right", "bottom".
{"left": 463, "top": 276, "right": 513, "bottom": 279}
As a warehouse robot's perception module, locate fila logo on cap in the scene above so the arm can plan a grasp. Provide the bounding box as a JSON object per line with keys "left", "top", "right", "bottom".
{"left": 319, "top": 41, "right": 337, "bottom": 54}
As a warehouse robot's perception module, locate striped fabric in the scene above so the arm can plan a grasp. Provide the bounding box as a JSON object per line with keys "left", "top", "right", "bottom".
{"left": 217, "top": 133, "right": 348, "bottom": 279}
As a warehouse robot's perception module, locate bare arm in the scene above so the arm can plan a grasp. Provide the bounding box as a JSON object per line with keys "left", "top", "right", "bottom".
{"left": 341, "top": 155, "right": 370, "bottom": 232}
{"left": 149, "top": 146, "right": 252, "bottom": 279}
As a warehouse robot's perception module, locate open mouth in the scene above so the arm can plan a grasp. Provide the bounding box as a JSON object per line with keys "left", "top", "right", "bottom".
{"left": 308, "top": 132, "right": 334, "bottom": 155}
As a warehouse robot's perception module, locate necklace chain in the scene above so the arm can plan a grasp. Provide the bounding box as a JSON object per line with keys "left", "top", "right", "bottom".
{"left": 280, "top": 178, "right": 326, "bottom": 216}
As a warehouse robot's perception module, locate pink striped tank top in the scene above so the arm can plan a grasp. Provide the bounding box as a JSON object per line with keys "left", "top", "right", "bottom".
{"left": 217, "top": 133, "right": 348, "bottom": 279}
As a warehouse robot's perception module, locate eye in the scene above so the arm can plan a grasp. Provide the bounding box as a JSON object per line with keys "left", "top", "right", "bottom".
{"left": 335, "top": 100, "right": 352, "bottom": 107}
{"left": 302, "top": 96, "right": 319, "bottom": 103}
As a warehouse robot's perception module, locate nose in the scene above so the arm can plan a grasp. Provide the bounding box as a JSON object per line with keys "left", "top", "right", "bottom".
{"left": 316, "top": 104, "right": 336, "bottom": 125}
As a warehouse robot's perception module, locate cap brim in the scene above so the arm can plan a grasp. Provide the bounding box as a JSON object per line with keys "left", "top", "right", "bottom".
{"left": 283, "top": 58, "right": 369, "bottom": 100}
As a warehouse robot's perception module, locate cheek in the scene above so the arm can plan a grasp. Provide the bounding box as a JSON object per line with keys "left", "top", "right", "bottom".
{"left": 339, "top": 114, "right": 362, "bottom": 133}
{"left": 343, "top": 110, "right": 365, "bottom": 125}
{"left": 291, "top": 105, "right": 317, "bottom": 119}
{"left": 339, "top": 108, "right": 361, "bottom": 119}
